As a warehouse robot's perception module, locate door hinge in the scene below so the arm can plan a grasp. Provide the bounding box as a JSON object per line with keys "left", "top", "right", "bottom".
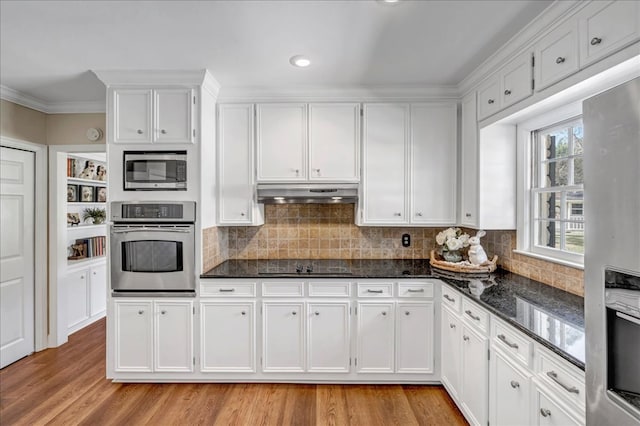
{"left": 260, "top": 357, "right": 263, "bottom": 366}
{"left": 193, "top": 356, "right": 196, "bottom": 366}
{"left": 531, "top": 55, "right": 535, "bottom": 68}
{"left": 349, "top": 358, "right": 352, "bottom": 366}
{"left": 532, "top": 79, "right": 535, "bottom": 91}
{"left": 360, "top": 107, "right": 363, "bottom": 117}
{"left": 193, "top": 96, "right": 196, "bottom": 105}
{"left": 488, "top": 349, "right": 491, "bottom": 361}
{"left": 355, "top": 306, "right": 358, "bottom": 315}
{"left": 193, "top": 129, "right": 196, "bottom": 138}
{"left": 260, "top": 305, "right": 263, "bottom": 315}
{"left": 193, "top": 306, "right": 195, "bottom": 315}
{"left": 355, "top": 358, "right": 358, "bottom": 366}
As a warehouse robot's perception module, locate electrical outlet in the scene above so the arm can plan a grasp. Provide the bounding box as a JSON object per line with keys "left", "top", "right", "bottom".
{"left": 402, "top": 234, "right": 410, "bottom": 247}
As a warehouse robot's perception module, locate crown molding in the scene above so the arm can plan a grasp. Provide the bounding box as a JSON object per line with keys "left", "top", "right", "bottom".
{"left": 217, "top": 85, "right": 460, "bottom": 103}
{"left": 92, "top": 69, "right": 211, "bottom": 87}
{"left": 202, "top": 70, "right": 221, "bottom": 99}
{"left": 457, "top": 0, "right": 587, "bottom": 96}
{"left": 0, "top": 85, "right": 105, "bottom": 114}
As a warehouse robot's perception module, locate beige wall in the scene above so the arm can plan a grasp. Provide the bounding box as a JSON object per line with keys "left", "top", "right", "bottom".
{"left": 0, "top": 99, "right": 106, "bottom": 145}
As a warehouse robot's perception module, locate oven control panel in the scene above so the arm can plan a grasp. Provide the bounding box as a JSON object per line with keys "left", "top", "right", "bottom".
{"left": 111, "top": 201, "right": 196, "bottom": 223}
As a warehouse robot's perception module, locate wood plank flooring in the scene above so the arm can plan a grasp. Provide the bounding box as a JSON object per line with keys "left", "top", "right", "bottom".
{"left": 0, "top": 319, "right": 467, "bottom": 425}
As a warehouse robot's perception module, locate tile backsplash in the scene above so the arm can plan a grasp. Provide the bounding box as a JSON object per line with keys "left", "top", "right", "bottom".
{"left": 202, "top": 204, "right": 584, "bottom": 296}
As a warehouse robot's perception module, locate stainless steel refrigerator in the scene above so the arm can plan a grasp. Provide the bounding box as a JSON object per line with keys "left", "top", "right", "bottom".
{"left": 584, "top": 77, "right": 640, "bottom": 425}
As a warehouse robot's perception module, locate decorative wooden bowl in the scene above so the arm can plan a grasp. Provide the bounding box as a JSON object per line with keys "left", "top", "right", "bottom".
{"left": 429, "top": 250, "right": 498, "bottom": 273}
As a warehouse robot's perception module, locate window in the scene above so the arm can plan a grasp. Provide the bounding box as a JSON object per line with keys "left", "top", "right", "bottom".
{"left": 531, "top": 117, "right": 584, "bottom": 262}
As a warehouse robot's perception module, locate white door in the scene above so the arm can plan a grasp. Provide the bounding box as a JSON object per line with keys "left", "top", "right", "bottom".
{"left": 441, "top": 306, "right": 462, "bottom": 400}
{"left": 396, "top": 302, "right": 434, "bottom": 374}
{"left": 356, "top": 302, "right": 395, "bottom": 373}
{"left": 490, "top": 349, "right": 532, "bottom": 426}
{"left": 461, "top": 324, "right": 489, "bottom": 426}
{"left": 89, "top": 263, "right": 107, "bottom": 317}
{"left": 307, "top": 302, "right": 350, "bottom": 373}
{"left": 201, "top": 302, "right": 255, "bottom": 372}
{"left": 114, "top": 300, "right": 153, "bottom": 372}
{"left": 0, "top": 146, "right": 35, "bottom": 368}
{"left": 501, "top": 51, "right": 533, "bottom": 108}
{"left": 262, "top": 302, "right": 305, "bottom": 372}
{"left": 66, "top": 268, "right": 89, "bottom": 331}
{"left": 113, "top": 89, "right": 153, "bottom": 144}
{"left": 155, "top": 89, "right": 194, "bottom": 144}
{"left": 154, "top": 300, "right": 193, "bottom": 372}
{"left": 460, "top": 92, "right": 479, "bottom": 227}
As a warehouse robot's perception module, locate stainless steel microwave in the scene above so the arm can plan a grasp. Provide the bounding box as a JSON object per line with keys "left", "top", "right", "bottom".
{"left": 123, "top": 151, "right": 187, "bottom": 190}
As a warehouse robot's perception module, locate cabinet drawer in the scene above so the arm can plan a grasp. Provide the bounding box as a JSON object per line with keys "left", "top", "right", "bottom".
{"left": 398, "top": 282, "right": 434, "bottom": 298}
{"left": 200, "top": 281, "right": 256, "bottom": 297}
{"left": 308, "top": 282, "right": 351, "bottom": 297}
{"left": 441, "top": 285, "right": 461, "bottom": 312}
{"left": 262, "top": 281, "right": 304, "bottom": 297}
{"left": 492, "top": 319, "right": 532, "bottom": 367}
{"left": 462, "top": 298, "right": 489, "bottom": 334}
{"left": 535, "top": 22, "right": 579, "bottom": 91}
{"left": 357, "top": 283, "right": 393, "bottom": 297}
{"left": 535, "top": 348, "right": 585, "bottom": 410}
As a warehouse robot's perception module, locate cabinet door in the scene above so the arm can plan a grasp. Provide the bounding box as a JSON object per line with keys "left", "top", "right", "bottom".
{"left": 154, "top": 89, "right": 194, "bottom": 143}
{"left": 201, "top": 302, "right": 255, "bottom": 372}
{"left": 396, "top": 302, "right": 434, "bottom": 374}
{"left": 460, "top": 92, "right": 478, "bottom": 227}
{"left": 218, "top": 104, "right": 260, "bottom": 225}
{"left": 256, "top": 104, "right": 307, "bottom": 181}
{"left": 113, "top": 89, "right": 153, "bottom": 143}
{"left": 154, "top": 301, "right": 193, "bottom": 372}
{"left": 410, "top": 104, "right": 457, "bottom": 225}
{"left": 361, "top": 104, "right": 408, "bottom": 224}
{"left": 307, "top": 302, "right": 350, "bottom": 373}
{"left": 356, "top": 302, "right": 395, "bottom": 373}
{"left": 89, "top": 263, "right": 106, "bottom": 317}
{"left": 262, "top": 302, "right": 305, "bottom": 372}
{"left": 532, "top": 383, "right": 583, "bottom": 426}
{"left": 114, "top": 301, "right": 153, "bottom": 372}
{"left": 461, "top": 324, "right": 489, "bottom": 426}
{"left": 67, "top": 269, "right": 89, "bottom": 330}
{"left": 308, "top": 103, "right": 360, "bottom": 181}
{"left": 441, "top": 306, "right": 462, "bottom": 400}
{"left": 477, "top": 77, "right": 501, "bottom": 120}
{"left": 490, "top": 350, "right": 532, "bottom": 426}
{"left": 501, "top": 51, "right": 533, "bottom": 108}
{"left": 535, "top": 22, "right": 579, "bottom": 91}
{"left": 579, "top": 0, "right": 640, "bottom": 68}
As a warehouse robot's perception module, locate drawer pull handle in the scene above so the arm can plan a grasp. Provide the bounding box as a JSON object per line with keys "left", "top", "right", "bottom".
{"left": 497, "top": 334, "right": 519, "bottom": 349}
{"left": 443, "top": 294, "right": 455, "bottom": 302}
{"left": 590, "top": 37, "right": 602, "bottom": 46}
{"left": 510, "top": 380, "right": 520, "bottom": 389}
{"left": 465, "top": 310, "right": 481, "bottom": 321}
{"left": 540, "top": 408, "right": 551, "bottom": 418}
{"left": 555, "top": 56, "right": 566, "bottom": 64}
{"left": 219, "top": 288, "right": 235, "bottom": 292}
{"left": 546, "top": 370, "right": 580, "bottom": 394}
{"left": 463, "top": 335, "right": 469, "bottom": 341}
{"left": 367, "top": 289, "right": 384, "bottom": 294}
{"left": 407, "top": 289, "right": 424, "bottom": 293}
{"left": 449, "top": 323, "right": 456, "bottom": 329}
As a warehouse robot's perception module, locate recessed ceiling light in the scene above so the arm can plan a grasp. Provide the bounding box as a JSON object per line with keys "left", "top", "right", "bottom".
{"left": 289, "top": 55, "right": 311, "bottom": 68}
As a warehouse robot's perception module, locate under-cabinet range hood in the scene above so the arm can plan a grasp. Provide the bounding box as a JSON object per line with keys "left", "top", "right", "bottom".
{"left": 257, "top": 183, "right": 358, "bottom": 204}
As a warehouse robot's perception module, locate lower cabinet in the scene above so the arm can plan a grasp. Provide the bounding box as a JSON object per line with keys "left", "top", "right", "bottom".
{"left": 441, "top": 305, "right": 462, "bottom": 400}
{"left": 201, "top": 301, "right": 256, "bottom": 372}
{"left": 490, "top": 348, "right": 532, "bottom": 426}
{"left": 67, "top": 262, "right": 107, "bottom": 333}
{"left": 460, "top": 323, "right": 489, "bottom": 426}
{"left": 114, "top": 299, "right": 193, "bottom": 373}
{"left": 307, "top": 302, "right": 350, "bottom": 373}
{"left": 356, "top": 302, "right": 395, "bottom": 373}
{"left": 532, "top": 383, "right": 583, "bottom": 426}
{"left": 396, "top": 302, "right": 434, "bottom": 374}
{"left": 262, "top": 301, "right": 306, "bottom": 372}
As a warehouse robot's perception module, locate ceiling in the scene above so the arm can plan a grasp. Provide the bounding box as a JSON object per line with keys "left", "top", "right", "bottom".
{"left": 0, "top": 0, "right": 552, "bottom": 109}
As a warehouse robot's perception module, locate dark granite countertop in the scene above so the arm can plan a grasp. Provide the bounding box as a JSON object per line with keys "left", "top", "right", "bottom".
{"left": 202, "top": 259, "right": 585, "bottom": 370}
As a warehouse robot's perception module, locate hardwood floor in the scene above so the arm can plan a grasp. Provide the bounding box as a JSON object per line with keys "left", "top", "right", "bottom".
{"left": 0, "top": 319, "right": 467, "bottom": 425}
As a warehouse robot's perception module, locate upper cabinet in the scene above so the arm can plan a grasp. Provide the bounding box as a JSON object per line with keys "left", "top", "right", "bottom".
{"left": 578, "top": 0, "right": 640, "bottom": 68}
{"left": 534, "top": 22, "right": 579, "bottom": 91}
{"left": 256, "top": 103, "right": 360, "bottom": 182}
{"left": 360, "top": 102, "right": 457, "bottom": 226}
{"left": 460, "top": 93, "right": 478, "bottom": 228}
{"left": 112, "top": 88, "right": 195, "bottom": 144}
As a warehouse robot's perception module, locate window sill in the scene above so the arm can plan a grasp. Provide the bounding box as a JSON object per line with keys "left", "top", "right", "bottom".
{"left": 512, "top": 249, "right": 584, "bottom": 271}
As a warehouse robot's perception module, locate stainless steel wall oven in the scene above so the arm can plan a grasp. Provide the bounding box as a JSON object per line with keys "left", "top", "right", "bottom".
{"left": 110, "top": 201, "right": 196, "bottom": 296}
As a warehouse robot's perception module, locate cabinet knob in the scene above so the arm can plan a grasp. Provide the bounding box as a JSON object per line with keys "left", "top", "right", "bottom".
{"left": 590, "top": 37, "right": 602, "bottom": 46}
{"left": 92, "top": 271, "right": 96, "bottom": 275}
{"left": 405, "top": 311, "right": 410, "bottom": 316}
{"left": 381, "top": 311, "right": 387, "bottom": 316}
{"left": 540, "top": 408, "right": 551, "bottom": 418}
{"left": 241, "top": 311, "right": 246, "bottom": 316}
{"left": 449, "top": 323, "right": 456, "bottom": 329}
{"left": 393, "top": 212, "right": 401, "bottom": 217}
{"left": 314, "top": 311, "right": 320, "bottom": 316}
{"left": 137, "top": 129, "right": 143, "bottom": 134}
{"left": 463, "top": 335, "right": 470, "bottom": 341}
{"left": 161, "top": 310, "right": 167, "bottom": 315}
{"left": 487, "top": 99, "right": 495, "bottom": 104}
{"left": 465, "top": 213, "right": 472, "bottom": 217}
{"left": 292, "top": 311, "right": 297, "bottom": 315}
{"left": 416, "top": 212, "right": 423, "bottom": 217}
{"left": 510, "top": 380, "right": 520, "bottom": 389}
{"left": 314, "top": 168, "right": 321, "bottom": 175}
{"left": 138, "top": 310, "right": 144, "bottom": 315}
{"left": 504, "top": 89, "right": 512, "bottom": 96}
{"left": 555, "top": 56, "right": 566, "bottom": 64}
{"left": 80, "top": 275, "right": 84, "bottom": 279}
{"left": 240, "top": 212, "right": 246, "bottom": 217}
{"left": 161, "top": 129, "right": 167, "bottom": 134}
{"left": 294, "top": 169, "right": 300, "bottom": 176}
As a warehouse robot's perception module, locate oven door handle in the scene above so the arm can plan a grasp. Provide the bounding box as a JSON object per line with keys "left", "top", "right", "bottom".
{"left": 111, "top": 228, "right": 192, "bottom": 234}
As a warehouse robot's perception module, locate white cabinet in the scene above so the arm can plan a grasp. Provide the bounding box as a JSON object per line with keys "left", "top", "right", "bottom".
{"left": 361, "top": 103, "right": 457, "bottom": 226}
{"left": 477, "top": 76, "right": 501, "bottom": 120}
{"left": 460, "top": 92, "right": 478, "bottom": 227}
{"left": 262, "top": 301, "right": 305, "bottom": 372}
{"left": 256, "top": 103, "right": 360, "bottom": 182}
{"left": 114, "top": 299, "right": 193, "bottom": 373}
{"left": 217, "top": 104, "right": 263, "bottom": 226}
{"left": 532, "top": 383, "right": 583, "bottom": 426}
{"left": 578, "top": 0, "right": 640, "bottom": 68}
{"left": 307, "top": 302, "right": 350, "bottom": 373}
{"left": 66, "top": 262, "right": 107, "bottom": 333}
{"left": 112, "top": 88, "right": 194, "bottom": 144}
{"left": 396, "top": 302, "right": 434, "bottom": 374}
{"left": 460, "top": 324, "right": 489, "bottom": 426}
{"left": 535, "top": 22, "right": 580, "bottom": 91}
{"left": 201, "top": 301, "right": 256, "bottom": 372}
{"left": 356, "top": 302, "right": 395, "bottom": 373}
{"left": 67, "top": 268, "right": 89, "bottom": 330}
{"left": 490, "top": 349, "right": 532, "bottom": 426}
{"left": 308, "top": 103, "right": 360, "bottom": 181}
{"left": 441, "top": 305, "right": 462, "bottom": 400}
{"left": 89, "top": 263, "right": 107, "bottom": 316}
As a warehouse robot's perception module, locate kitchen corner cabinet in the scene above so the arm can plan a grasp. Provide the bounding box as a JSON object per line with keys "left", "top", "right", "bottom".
{"left": 114, "top": 299, "right": 194, "bottom": 373}
{"left": 256, "top": 103, "right": 360, "bottom": 182}
{"left": 111, "top": 88, "right": 195, "bottom": 144}
{"left": 360, "top": 103, "right": 457, "bottom": 226}
{"left": 217, "top": 104, "right": 264, "bottom": 226}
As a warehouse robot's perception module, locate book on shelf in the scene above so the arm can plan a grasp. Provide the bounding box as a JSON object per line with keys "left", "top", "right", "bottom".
{"left": 68, "top": 235, "right": 106, "bottom": 260}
